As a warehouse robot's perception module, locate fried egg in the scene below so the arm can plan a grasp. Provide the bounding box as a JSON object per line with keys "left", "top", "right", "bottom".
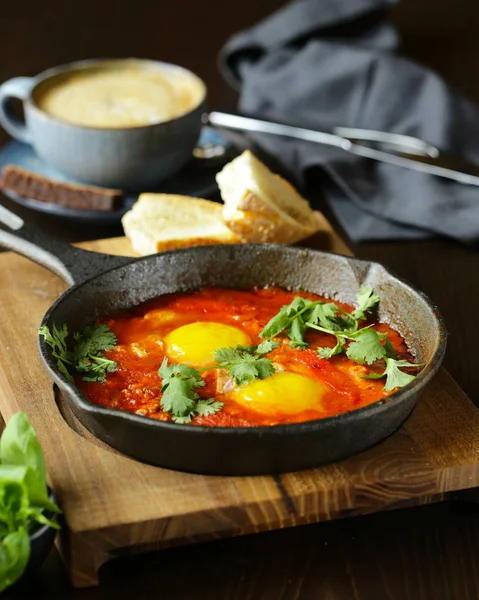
{"left": 233, "top": 372, "right": 326, "bottom": 416}
{"left": 164, "top": 322, "right": 252, "bottom": 367}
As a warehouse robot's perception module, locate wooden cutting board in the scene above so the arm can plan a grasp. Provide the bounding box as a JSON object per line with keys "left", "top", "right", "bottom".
{"left": 1, "top": 215, "right": 479, "bottom": 588}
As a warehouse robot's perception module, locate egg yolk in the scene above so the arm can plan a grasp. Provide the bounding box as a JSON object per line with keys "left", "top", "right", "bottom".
{"left": 164, "top": 322, "right": 252, "bottom": 367}
{"left": 233, "top": 372, "right": 326, "bottom": 416}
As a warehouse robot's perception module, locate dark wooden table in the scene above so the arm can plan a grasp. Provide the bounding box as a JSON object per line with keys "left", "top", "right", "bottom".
{"left": 3, "top": 1, "right": 479, "bottom": 598}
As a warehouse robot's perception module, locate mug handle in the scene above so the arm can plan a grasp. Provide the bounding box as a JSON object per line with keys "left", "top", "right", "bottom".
{"left": 0, "top": 77, "right": 34, "bottom": 144}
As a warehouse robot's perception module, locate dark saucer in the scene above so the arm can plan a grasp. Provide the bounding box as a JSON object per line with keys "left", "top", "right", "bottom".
{"left": 0, "top": 127, "right": 235, "bottom": 225}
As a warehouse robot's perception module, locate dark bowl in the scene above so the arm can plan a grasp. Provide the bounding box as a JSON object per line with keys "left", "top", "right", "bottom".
{"left": 25, "top": 490, "right": 59, "bottom": 574}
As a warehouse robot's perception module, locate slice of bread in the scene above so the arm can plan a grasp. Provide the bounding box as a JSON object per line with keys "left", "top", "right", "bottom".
{"left": 121, "top": 193, "right": 241, "bottom": 255}
{"left": 0, "top": 165, "right": 122, "bottom": 211}
{"left": 216, "top": 150, "right": 322, "bottom": 244}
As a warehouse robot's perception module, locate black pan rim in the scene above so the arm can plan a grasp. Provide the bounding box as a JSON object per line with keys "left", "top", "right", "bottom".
{"left": 38, "top": 243, "right": 447, "bottom": 436}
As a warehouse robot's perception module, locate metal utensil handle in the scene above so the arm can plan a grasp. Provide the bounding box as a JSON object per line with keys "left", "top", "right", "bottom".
{"left": 0, "top": 203, "right": 133, "bottom": 285}
{"left": 333, "top": 127, "right": 440, "bottom": 158}
{"left": 207, "top": 112, "right": 479, "bottom": 187}
{"left": 347, "top": 143, "right": 479, "bottom": 187}
{"left": 207, "top": 111, "right": 352, "bottom": 151}
{"left": 208, "top": 112, "right": 441, "bottom": 158}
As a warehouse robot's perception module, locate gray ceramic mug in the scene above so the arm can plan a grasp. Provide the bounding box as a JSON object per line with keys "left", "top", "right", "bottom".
{"left": 0, "top": 59, "right": 207, "bottom": 190}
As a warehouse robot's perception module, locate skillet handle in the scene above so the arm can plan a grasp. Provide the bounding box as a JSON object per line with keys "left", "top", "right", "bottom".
{"left": 0, "top": 203, "right": 134, "bottom": 286}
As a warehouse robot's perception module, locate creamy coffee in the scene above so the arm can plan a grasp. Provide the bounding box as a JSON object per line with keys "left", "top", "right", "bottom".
{"left": 35, "top": 63, "right": 205, "bottom": 128}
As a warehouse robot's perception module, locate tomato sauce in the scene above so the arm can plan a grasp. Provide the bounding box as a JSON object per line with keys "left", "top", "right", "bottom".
{"left": 77, "top": 287, "right": 418, "bottom": 427}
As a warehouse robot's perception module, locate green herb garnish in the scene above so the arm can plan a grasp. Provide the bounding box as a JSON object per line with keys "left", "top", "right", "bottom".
{"left": 39, "top": 323, "right": 118, "bottom": 382}
{"left": 211, "top": 340, "right": 279, "bottom": 385}
{"left": 38, "top": 323, "right": 72, "bottom": 381}
{"left": 158, "top": 341, "right": 279, "bottom": 422}
{"left": 352, "top": 286, "right": 380, "bottom": 322}
{"left": 0, "top": 413, "right": 61, "bottom": 592}
{"left": 260, "top": 297, "right": 314, "bottom": 348}
{"left": 158, "top": 359, "right": 223, "bottom": 424}
{"left": 72, "top": 324, "right": 117, "bottom": 382}
{"left": 362, "top": 358, "right": 417, "bottom": 391}
{"left": 260, "top": 286, "right": 420, "bottom": 391}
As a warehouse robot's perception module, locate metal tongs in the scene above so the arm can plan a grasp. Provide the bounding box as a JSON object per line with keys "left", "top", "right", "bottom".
{"left": 206, "top": 111, "right": 479, "bottom": 187}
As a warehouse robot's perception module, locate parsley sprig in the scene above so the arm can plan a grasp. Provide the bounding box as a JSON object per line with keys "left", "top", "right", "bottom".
{"left": 260, "top": 286, "right": 420, "bottom": 391}
{"left": 39, "top": 323, "right": 117, "bottom": 382}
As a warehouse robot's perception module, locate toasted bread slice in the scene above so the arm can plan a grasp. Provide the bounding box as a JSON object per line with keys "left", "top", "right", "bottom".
{"left": 121, "top": 193, "right": 241, "bottom": 255}
{"left": 216, "top": 150, "right": 322, "bottom": 244}
{"left": 0, "top": 165, "right": 122, "bottom": 211}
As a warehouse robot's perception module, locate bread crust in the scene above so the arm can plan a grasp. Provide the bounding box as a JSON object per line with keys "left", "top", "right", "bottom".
{"left": 121, "top": 192, "right": 242, "bottom": 255}
{"left": 0, "top": 164, "right": 122, "bottom": 211}
{"left": 155, "top": 235, "right": 240, "bottom": 252}
{"left": 224, "top": 190, "right": 321, "bottom": 244}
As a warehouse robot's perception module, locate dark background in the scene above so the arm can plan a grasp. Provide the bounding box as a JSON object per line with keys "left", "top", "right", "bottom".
{"left": 2, "top": 0, "right": 479, "bottom": 135}
{"left": 3, "top": 1, "right": 479, "bottom": 598}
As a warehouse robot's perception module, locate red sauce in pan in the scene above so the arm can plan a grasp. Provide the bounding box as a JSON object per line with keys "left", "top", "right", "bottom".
{"left": 77, "top": 287, "right": 417, "bottom": 427}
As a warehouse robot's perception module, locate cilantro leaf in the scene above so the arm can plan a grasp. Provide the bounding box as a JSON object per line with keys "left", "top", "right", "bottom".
{"left": 259, "top": 306, "right": 291, "bottom": 339}
{"left": 56, "top": 360, "right": 73, "bottom": 382}
{"left": 381, "top": 334, "right": 397, "bottom": 359}
{"left": 39, "top": 323, "right": 73, "bottom": 382}
{"left": 261, "top": 296, "right": 356, "bottom": 349}
{"left": 256, "top": 340, "right": 279, "bottom": 355}
{"left": 195, "top": 398, "right": 225, "bottom": 417}
{"left": 39, "top": 322, "right": 118, "bottom": 383}
{"left": 346, "top": 328, "right": 386, "bottom": 365}
{"left": 260, "top": 288, "right": 421, "bottom": 391}
{"left": 230, "top": 358, "right": 276, "bottom": 384}
{"left": 317, "top": 338, "right": 346, "bottom": 359}
{"left": 213, "top": 347, "right": 241, "bottom": 364}
{"left": 72, "top": 324, "right": 116, "bottom": 362}
{"left": 39, "top": 323, "right": 69, "bottom": 358}
{"left": 308, "top": 302, "right": 345, "bottom": 332}
{"left": 288, "top": 297, "right": 314, "bottom": 313}
{"left": 161, "top": 377, "right": 197, "bottom": 417}
{"left": 254, "top": 358, "right": 277, "bottom": 379}
{"left": 159, "top": 359, "right": 205, "bottom": 388}
{"left": 259, "top": 297, "right": 314, "bottom": 340}
{"left": 383, "top": 359, "right": 417, "bottom": 391}
{"left": 288, "top": 317, "right": 309, "bottom": 349}
{"left": 158, "top": 358, "right": 221, "bottom": 423}
{"left": 362, "top": 358, "right": 418, "bottom": 391}
{"left": 212, "top": 343, "right": 278, "bottom": 386}
{"left": 227, "top": 363, "right": 258, "bottom": 385}
{"left": 361, "top": 372, "right": 384, "bottom": 380}
{"left": 71, "top": 324, "right": 118, "bottom": 382}
{"left": 352, "top": 286, "right": 380, "bottom": 321}
{"left": 76, "top": 355, "right": 117, "bottom": 383}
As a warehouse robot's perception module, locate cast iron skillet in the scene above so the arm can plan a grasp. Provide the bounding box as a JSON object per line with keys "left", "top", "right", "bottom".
{"left": 0, "top": 204, "right": 447, "bottom": 475}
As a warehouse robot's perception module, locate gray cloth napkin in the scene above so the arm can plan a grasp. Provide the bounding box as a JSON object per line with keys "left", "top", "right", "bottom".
{"left": 218, "top": 0, "right": 479, "bottom": 244}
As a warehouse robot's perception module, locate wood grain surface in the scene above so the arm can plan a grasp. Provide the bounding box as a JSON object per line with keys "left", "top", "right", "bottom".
{"left": 0, "top": 218, "right": 478, "bottom": 589}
